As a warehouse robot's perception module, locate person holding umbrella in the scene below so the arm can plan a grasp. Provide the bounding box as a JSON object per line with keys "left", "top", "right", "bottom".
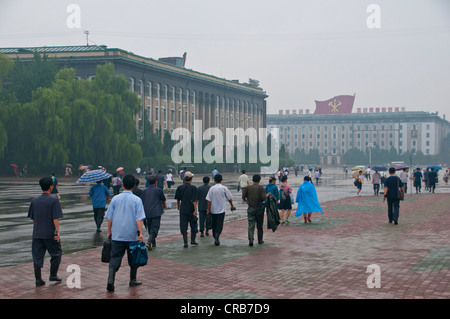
{"left": 89, "top": 180, "right": 111, "bottom": 232}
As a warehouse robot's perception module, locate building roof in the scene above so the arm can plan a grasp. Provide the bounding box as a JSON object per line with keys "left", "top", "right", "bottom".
{"left": 267, "top": 111, "right": 449, "bottom": 125}
{"left": 0, "top": 45, "right": 267, "bottom": 97}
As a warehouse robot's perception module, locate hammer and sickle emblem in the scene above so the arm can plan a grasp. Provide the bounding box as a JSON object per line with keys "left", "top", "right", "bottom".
{"left": 328, "top": 99, "right": 342, "bottom": 113}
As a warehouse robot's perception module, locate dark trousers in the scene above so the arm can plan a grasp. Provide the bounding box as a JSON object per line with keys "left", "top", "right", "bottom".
{"left": 179, "top": 213, "right": 198, "bottom": 235}
{"left": 93, "top": 207, "right": 105, "bottom": 230}
{"left": 387, "top": 198, "right": 400, "bottom": 222}
{"left": 32, "top": 238, "right": 62, "bottom": 270}
{"left": 199, "top": 210, "right": 212, "bottom": 233}
{"left": 146, "top": 216, "right": 161, "bottom": 242}
{"left": 109, "top": 240, "right": 135, "bottom": 270}
{"left": 211, "top": 212, "right": 225, "bottom": 239}
{"left": 429, "top": 182, "right": 436, "bottom": 193}
{"left": 247, "top": 207, "right": 264, "bottom": 242}
{"left": 373, "top": 184, "right": 380, "bottom": 195}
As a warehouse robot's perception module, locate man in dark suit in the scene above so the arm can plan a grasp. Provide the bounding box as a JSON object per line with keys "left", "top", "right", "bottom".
{"left": 383, "top": 167, "right": 405, "bottom": 225}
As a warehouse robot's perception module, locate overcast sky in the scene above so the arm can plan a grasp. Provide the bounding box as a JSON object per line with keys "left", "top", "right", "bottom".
{"left": 1, "top": 0, "right": 449, "bottom": 118}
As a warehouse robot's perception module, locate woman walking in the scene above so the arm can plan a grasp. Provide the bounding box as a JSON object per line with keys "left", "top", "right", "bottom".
{"left": 278, "top": 176, "right": 293, "bottom": 224}
{"left": 295, "top": 176, "right": 323, "bottom": 223}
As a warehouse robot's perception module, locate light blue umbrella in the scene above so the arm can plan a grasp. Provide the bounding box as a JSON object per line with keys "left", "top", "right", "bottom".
{"left": 77, "top": 169, "right": 112, "bottom": 183}
{"left": 427, "top": 165, "right": 442, "bottom": 171}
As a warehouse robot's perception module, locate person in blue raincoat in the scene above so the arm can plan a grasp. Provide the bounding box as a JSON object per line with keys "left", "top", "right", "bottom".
{"left": 295, "top": 176, "right": 323, "bottom": 223}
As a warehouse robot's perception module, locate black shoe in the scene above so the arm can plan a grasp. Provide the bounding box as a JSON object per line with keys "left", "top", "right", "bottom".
{"left": 191, "top": 234, "right": 198, "bottom": 246}
{"left": 394, "top": 220, "right": 398, "bottom": 225}
{"left": 200, "top": 232, "right": 204, "bottom": 238}
{"left": 249, "top": 240, "right": 254, "bottom": 247}
{"left": 129, "top": 279, "right": 142, "bottom": 287}
{"left": 258, "top": 240, "right": 265, "bottom": 245}
{"left": 49, "top": 275, "right": 62, "bottom": 282}
{"left": 214, "top": 235, "right": 220, "bottom": 246}
{"left": 35, "top": 279, "right": 45, "bottom": 287}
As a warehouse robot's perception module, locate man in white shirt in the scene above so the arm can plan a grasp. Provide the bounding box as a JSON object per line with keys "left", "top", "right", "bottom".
{"left": 206, "top": 174, "right": 235, "bottom": 246}
{"left": 237, "top": 170, "right": 249, "bottom": 195}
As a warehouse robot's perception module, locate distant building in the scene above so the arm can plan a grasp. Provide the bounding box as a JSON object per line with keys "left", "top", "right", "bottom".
{"left": 267, "top": 110, "right": 450, "bottom": 166}
{"left": 0, "top": 45, "right": 268, "bottom": 141}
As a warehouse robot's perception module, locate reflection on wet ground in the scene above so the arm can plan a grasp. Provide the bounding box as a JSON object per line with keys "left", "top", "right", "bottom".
{"left": 1, "top": 169, "right": 449, "bottom": 268}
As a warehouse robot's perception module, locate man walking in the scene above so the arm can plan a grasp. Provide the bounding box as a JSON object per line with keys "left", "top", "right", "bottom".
{"left": 89, "top": 180, "right": 111, "bottom": 232}
{"left": 198, "top": 176, "right": 212, "bottom": 237}
{"left": 105, "top": 175, "right": 146, "bottom": 292}
{"left": 141, "top": 176, "right": 166, "bottom": 250}
{"left": 237, "top": 170, "right": 249, "bottom": 194}
{"left": 383, "top": 167, "right": 405, "bottom": 225}
{"left": 413, "top": 168, "right": 423, "bottom": 193}
{"left": 428, "top": 168, "right": 437, "bottom": 193}
{"left": 175, "top": 171, "right": 198, "bottom": 248}
{"left": 28, "top": 177, "right": 64, "bottom": 286}
{"left": 242, "top": 174, "right": 266, "bottom": 247}
{"left": 206, "top": 174, "right": 235, "bottom": 246}
{"left": 372, "top": 170, "right": 381, "bottom": 196}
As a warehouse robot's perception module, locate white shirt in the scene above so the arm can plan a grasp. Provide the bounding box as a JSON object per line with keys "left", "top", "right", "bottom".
{"left": 238, "top": 174, "right": 249, "bottom": 188}
{"left": 206, "top": 183, "right": 232, "bottom": 214}
{"left": 166, "top": 173, "right": 173, "bottom": 182}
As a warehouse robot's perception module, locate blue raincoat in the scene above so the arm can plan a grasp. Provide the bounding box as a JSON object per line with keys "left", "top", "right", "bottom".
{"left": 295, "top": 181, "right": 323, "bottom": 217}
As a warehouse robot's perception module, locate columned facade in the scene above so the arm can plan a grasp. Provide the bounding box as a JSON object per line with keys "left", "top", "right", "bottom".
{"left": 1, "top": 45, "right": 268, "bottom": 143}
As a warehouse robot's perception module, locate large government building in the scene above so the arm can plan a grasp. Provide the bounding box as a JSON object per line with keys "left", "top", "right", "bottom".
{"left": 0, "top": 45, "right": 268, "bottom": 141}
{"left": 267, "top": 110, "right": 450, "bottom": 166}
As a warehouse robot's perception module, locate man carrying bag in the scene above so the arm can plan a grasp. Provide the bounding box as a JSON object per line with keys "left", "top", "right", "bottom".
{"left": 105, "top": 175, "right": 146, "bottom": 292}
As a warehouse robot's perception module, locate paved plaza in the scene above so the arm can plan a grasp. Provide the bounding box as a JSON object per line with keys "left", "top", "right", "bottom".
{"left": 0, "top": 169, "right": 450, "bottom": 301}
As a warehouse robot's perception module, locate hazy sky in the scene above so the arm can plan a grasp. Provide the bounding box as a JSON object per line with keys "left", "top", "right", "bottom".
{"left": 1, "top": 0, "right": 449, "bottom": 118}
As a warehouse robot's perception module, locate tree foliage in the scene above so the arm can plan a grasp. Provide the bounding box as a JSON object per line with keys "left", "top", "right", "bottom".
{"left": 0, "top": 55, "right": 144, "bottom": 175}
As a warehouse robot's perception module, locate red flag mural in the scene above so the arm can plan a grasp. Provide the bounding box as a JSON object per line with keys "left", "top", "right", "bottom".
{"left": 314, "top": 95, "right": 355, "bottom": 115}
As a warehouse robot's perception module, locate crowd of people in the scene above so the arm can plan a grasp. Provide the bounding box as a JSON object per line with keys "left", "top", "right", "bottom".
{"left": 27, "top": 163, "right": 447, "bottom": 291}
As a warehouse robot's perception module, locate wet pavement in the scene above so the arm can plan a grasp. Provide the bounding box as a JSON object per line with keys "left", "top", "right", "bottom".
{"left": 0, "top": 168, "right": 363, "bottom": 268}
{"left": 1, "top": 168, "right": 450, "bottom": 300}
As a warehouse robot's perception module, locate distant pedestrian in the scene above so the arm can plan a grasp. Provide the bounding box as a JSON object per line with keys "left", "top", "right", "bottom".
{"left": 242, "top": 174, "right": 266, "bottom": 247}
{"left": 314, "top": 170, "right": 320, "bottom": 185}
{"left": 444, "top": 170, "right": 449, "bottom": 185}
{"left": 354, "top": 171, "right": 364, "bottom": 196}
{"left": 105, "top": 175, "right": 146, "bottom": 292}
{"left": 212, "top": 168, "right": 219, "bottom": 179}
{"left": 278, "top": 175, "right": 293, "bottom": 224}
{"left": 295, "top": 176, "right": 323, "bottom": 223}
{"left": 156, "top": 170, "right": 166, "bottom": 191}
{"left": 88, "top": 180, "right": 111, "bottom": 232}
{"left": 206, "top": 174, "right": 235, "bottom": 246}
{"left": 175, "top": 172, "right": 198, "bottom": 248}
{"left": 423, "top": 168, "right": 430, "bottom": 190}
{"left": 428, "top": 168, "right": 437, "bottom": 193}
{"left": 413, "top": 168, "right": 423, "bottom": 193}
{"left": 51, "top": 173, "right": 60, "bottom": 199}
{"left": 28, "top": 177, "right": 63, "bottom": 286}
{"left": 383, "top": 167, "right": 404, "bottom": 225}
{"left": 399, "top": 168, "right": 409, "bottom": 194}
{"left": 166, "top": 170, "right": 174, "bottom": 193}
{"left": 141, "top": 175, "right": 166, "bottom": 250}
{"left": 237, "top": 170, "right": 249, "bottom": 194}
{"left": 198, "top": 176, "right": 212, "bottom": 237}
{"left": 372, "top": 171, "right": 381, "bottom": 196}
{"left": 112, "top": 173, "right": 121, "bottom": 195}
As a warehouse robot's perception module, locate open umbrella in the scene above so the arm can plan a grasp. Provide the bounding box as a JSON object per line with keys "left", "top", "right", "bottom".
{"left": 352, "top": 165, "right": 366, "bottom": 171}
{"left": 10, "top": 164, "right": 18, "bottom": 168}
{"left": 395, "top": 165, "right": 409, "bottom": 171}
{"left": 352, "top": 170, "right": 366, "bottom": 178}
{"left": 371, "top": 165, "right": 387, "bottom": 172}
{"left": 77, "top": 169, "right": 112, "bottom": 184}
{"left": 116, "top": 167, "right": 124, "bottom": 172}
{"left": 427, "top": 165, "right": 442, "bottom": 171}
